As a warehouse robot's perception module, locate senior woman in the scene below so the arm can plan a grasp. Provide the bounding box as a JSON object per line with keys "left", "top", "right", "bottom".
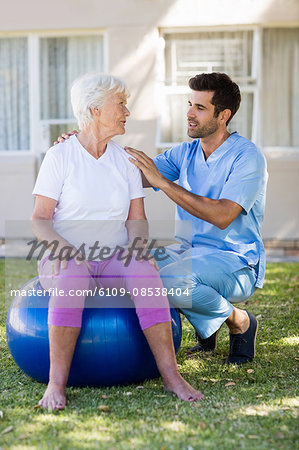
{"left": 31, "top": 72, "right": 204, "bottom": 410}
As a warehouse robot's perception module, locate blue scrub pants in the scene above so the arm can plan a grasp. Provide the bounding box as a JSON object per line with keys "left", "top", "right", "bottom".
{"left": 156, "top": 249, "right": 257, "bottom": 339}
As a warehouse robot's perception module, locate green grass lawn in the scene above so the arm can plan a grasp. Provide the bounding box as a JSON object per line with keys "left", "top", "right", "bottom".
{"left": 0, "top": 260, "right": 298, "bottom": 449}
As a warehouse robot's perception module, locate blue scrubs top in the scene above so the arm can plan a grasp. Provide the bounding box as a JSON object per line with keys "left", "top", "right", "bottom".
{"left": 153, "top": 132, "right": 268, "bottom": 288}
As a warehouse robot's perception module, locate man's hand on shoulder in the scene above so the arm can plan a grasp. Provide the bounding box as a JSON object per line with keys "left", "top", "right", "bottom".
{"left": 53, "top": 130, "right": 78, "bottom": 145}
{"left": 125, "top": 146, "right": 167, "bottom": 189}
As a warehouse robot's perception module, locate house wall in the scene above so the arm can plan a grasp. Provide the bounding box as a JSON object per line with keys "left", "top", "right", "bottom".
{"left": 263, "top": 151, "right": 299, "bottom": 240}
{"left": 1, "top": 0, "right": 299, "bottom": 239}
{"left": 0, "top": 155, "right": 36, "bottom": 238}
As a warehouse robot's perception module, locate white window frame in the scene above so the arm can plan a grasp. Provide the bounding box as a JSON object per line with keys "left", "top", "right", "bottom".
{"left": 261, "top": 23, "right": 299, "bottom": 154}
{"left": 156, "top": 25, "right": 262, "bottom": 150}
{"left": 0, "top": 30, "right": 107, "bottom": 157}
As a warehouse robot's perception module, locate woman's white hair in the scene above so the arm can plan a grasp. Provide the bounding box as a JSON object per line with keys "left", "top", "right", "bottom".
{"left": 71, "top": 72, "right": 130, "bottom": 129}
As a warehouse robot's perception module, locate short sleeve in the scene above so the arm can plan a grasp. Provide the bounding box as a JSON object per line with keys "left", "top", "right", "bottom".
{"left": 32, "top": 147, "right": 65, "bottom": 201}
{"left": 152, "top": 143, "right": 186, "bottom": 191}
{"left": 127, "top": 163, "right": 145, "bottom": 200}
{"left": 154, "top": 144, "right": 185, "bottom": 181}
{"left": 220, "top": 147, "right": 267, "bottom": 214}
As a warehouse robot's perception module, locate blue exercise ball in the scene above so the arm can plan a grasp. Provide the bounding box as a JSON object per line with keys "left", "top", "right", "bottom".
{"left": 6, "top": 277, "right": 182, "bottom": 387}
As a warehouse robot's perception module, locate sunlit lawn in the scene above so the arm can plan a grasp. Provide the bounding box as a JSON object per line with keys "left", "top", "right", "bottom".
{"left": 0, "top": 260, "right": 298, "bottom": 449}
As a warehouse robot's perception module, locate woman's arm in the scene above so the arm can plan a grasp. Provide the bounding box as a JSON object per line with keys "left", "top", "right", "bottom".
{"left": 31, "top": 195, "right": 70, "bottom": 247}
{"left": 127, "top": 197, "right": 147, "bottom": 221}
{"left": 31, "top": 195, "right": 84, "bottom": 274}
{"left": 126, "top": 197, "right": 148, "bottom": 244}
{"left": 125, "top": 197, "right": 158, "bottom": 268}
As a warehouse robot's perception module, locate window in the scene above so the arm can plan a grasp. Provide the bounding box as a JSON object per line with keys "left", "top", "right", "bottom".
{"left": 40, "top": 35, "right": 105, "bottom": 146}
{"left": 158, "top": 27, "right": 299, "bottom": 150}
{"left": 159, "top": 30, "right": 257, "bottom": 147}
{"left": 0, "top": 32, "right": 105, "bottom": 152}
{"left": 262, "top": 28, "right": 299, "bottom": 147}
{"left": 0, "top": 38, "right": 30, "bottom": 150}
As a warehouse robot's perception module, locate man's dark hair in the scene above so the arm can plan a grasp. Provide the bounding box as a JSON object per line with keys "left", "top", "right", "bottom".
{"left": 188, "top": 72, "right": 241, "bottom": 125}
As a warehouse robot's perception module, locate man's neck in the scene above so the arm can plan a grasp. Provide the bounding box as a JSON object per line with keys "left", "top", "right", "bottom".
{"left": 200, "top": 129, "right": 231, "bottom": 160}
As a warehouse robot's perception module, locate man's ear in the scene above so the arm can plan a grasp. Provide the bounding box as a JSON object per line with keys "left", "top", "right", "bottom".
{"left": 220, "top": 109, "right": 231, "bottom": 124}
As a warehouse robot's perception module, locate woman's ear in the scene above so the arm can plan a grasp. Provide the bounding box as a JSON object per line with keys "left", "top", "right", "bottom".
{"left": 90, "top": 107, "right": 101, "bottom": 117}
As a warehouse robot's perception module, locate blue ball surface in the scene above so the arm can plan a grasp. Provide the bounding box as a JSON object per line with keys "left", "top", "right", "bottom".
{"left": 6, "top": 278, "right": 182, "bottom": 387}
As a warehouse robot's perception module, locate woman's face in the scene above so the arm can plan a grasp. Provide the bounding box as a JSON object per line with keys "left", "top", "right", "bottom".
{"left": 97, "top": 91, "right": 130, "bottom": 137}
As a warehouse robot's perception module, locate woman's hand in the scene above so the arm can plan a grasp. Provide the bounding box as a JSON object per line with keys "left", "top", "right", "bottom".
{"left": 53, "top": 130, "right": 78, "bottom": 145}
{"left": 50, "top": 249, "right": 90, "bottom": 277}
{"left": 122, "top": 243, "right": 159, "bottom": 271}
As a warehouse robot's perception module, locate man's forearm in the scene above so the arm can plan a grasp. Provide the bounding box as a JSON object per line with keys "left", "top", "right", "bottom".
{"left": 159, "top": 179, "right": 240, "bottom": 229}
{"left": 124, "top": 146, "right": 241, "bottom": 228}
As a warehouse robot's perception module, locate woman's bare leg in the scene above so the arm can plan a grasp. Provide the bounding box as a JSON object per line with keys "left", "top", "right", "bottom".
{"left": 38, "top": 325, "right": 81, "bottom": 410}
{"left": 143, "top": 322, "right": 204, "bottom": 402}
{"left": 99, "top": 256, "right": 204, "bottom": 402}
{"left": 37, "top": 258, "right": 93, "bottom": 410}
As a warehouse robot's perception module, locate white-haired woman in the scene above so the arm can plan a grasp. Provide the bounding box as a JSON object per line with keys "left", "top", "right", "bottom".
{"left": 31, "top": 72, "right": 204, "bottom": 410}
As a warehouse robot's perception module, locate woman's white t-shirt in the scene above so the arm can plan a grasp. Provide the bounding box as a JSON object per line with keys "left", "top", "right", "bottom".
{"left": 32, "top": 135, "right": 145, "bottom": 252}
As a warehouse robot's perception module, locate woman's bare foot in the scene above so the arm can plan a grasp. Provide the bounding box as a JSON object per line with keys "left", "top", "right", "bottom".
{"left": 38, "top": 381, "right": 66, "bottom": 410}
{"left": 163, "top": 374, "right": 204, "bottom": 402}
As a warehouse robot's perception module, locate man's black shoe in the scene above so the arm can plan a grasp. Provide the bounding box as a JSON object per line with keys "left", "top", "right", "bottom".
{"left": 187, "top": 330, "right": 218, "bottom": 354}
{"left": 226, "top": 310, "right": 258, "bottom": 365}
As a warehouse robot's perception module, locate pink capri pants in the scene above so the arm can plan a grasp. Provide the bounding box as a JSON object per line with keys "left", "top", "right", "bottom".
{"left": 38, "top": 252, "right": 171, "bottom": 330}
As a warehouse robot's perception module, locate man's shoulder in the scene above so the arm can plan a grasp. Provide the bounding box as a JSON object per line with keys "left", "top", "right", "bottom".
{"left": 232, "top": 133, "right": 259, "bottom": 152}
{"left": 173, "top": 139, "right": 199, "bottom": 151}
{"left": 229, "top": 134, "right": 267, "bottom": 176}
{"left": 154, "top": 140, "right": 197, "bottom": 169}
{"left": 165, "top": 139, "right": 199, "bottom": 157}
{"left": 231, "top": 133, "right": 265, "bottom": 160}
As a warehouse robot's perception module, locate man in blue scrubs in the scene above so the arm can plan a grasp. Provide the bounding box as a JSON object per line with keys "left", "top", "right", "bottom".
{"left": 126, "top": 73, "right": 268, "bottom": 365}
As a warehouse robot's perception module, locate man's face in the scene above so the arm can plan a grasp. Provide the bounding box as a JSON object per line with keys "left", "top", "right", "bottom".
{"left": 187, "top": 90, "right": 219, "bottom": 139}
